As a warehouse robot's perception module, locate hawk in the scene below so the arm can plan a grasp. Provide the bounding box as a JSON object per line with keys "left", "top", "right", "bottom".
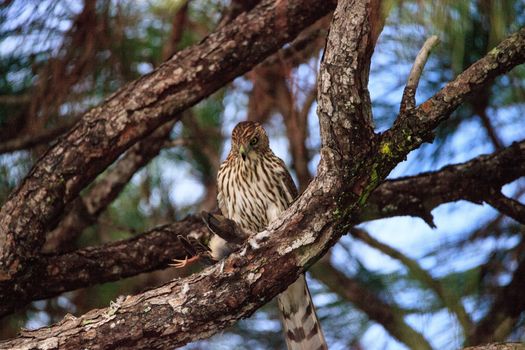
{"left": 211, "top": 121, "right": 327, "bottom": 350}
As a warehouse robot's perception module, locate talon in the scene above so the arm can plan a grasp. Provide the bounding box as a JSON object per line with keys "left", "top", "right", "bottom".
{"left": 169, "top": 255, "right": 200, "bottom": 268}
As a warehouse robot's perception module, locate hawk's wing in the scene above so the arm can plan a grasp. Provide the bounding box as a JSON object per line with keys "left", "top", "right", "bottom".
{"left": 217, "top": 160, "right": 228, "bottom": 217}
{"left": 277, "top": 158, "right": 299, "bottom": 203}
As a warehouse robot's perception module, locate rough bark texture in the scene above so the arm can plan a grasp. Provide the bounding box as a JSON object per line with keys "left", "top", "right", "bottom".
{"left": 0, "top": 0, "right": 338, "bottom": 281}
{"left": 0, "top": 216, "right": 207, "bottom": 318}
{"left": 485, "top": 194, "right": 525, "bottom": 225}
{"left": 361, "top": 140, "right": 525, "bottom": 224}
{"left": 1, "top": 139, "right": 522, "bottom": 320}
{"left": 382, "top": 28, "right": 525, "bottom": 177}
{"left": 43, "top": 120, "right": 177, "bottom": 252}
{"left": 464, "top": 344, "right": 525, "bottom": 350}
{"left": 0, "top": 1, "right": 524, "bottom": 349}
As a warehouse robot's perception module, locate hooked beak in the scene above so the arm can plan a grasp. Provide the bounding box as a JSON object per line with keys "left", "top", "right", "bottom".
{"left": 239, "top": 145, "right": 248, "bottom": 161}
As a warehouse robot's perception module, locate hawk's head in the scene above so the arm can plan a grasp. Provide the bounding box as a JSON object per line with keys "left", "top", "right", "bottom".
{"left": 231, "top": 121, "right": 270, "bottom": 161}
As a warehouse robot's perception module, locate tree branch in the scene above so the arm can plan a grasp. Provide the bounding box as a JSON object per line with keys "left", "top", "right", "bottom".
{"left": 43, "top": 120, "right": 177, "bottom": 252}
{"left": 399, "top": 35, "right": 440, "bottom": 112}
{"left": 0, "top": 1, "right": 378, "bottom": 347}
{"left": 0, "top": 216, "right": 207, "bottom": 318}
{"left": 45, "top": 0, "right": 189, "bottom": 251}
{"left": 484, "top": 193, "right": 525, "bottom": 225}
{"left": 0, "top": 117, "right": 79, "bottom": 154}
{"left": 383, "top": 27, "right": 525, "bottom": 179}
{"left": 360, "top": 140, "right": 525, "bottom": 225}
{"left": 464, "top": 344, "right": 525, "bottom": 350}
{"left": 0, "top": 0, "right": 338, "bottom": 280}
{"left": 0, "top": 3, "right": 523, "bottom": 349}
{"left": 0, "top": 138, "right": 522, "bottom": 323}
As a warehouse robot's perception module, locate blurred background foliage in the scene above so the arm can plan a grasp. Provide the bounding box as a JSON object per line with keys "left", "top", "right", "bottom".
{"left": 0, "top": 0, "right": 524, "bottom": 349}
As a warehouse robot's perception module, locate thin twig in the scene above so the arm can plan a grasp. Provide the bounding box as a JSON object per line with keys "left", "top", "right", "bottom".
{"left": 0, "top": 94, "right": 31, "bottom": 105}
{"left": 164, "top": 138, "right": 189, "bottom": 148}
{"left": 485, "top": 192, "right": 525, "bottom": 225}
{"left": 0, "top": 117, "right": 80, "bottom": 154}
{"left": 400, "top": 35, "right": 440, "bottom": 112}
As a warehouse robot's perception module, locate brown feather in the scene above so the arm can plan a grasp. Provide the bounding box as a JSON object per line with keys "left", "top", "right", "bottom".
{"left": 214, "top": 121, "right": 327, "bottom": 349}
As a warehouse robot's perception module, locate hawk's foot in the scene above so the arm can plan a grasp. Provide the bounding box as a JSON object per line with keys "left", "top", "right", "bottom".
{"left": 169, "top": 255, "right": 201, "bottom": 269}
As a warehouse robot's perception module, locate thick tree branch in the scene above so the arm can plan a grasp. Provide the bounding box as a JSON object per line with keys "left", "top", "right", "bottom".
{"left": 0, "top": 216, "right": 207, "bottom": 318}
{"left": 361, "top": 140, "right": 525, "bottom": 224}
{"left": 464, "top": 344, "right": 525, "bottom": 350}
{"left": 0, "top": 139, "right": 522, "bottom": 323}
{"left": 0, "top": 4, "right": 523, "bottom": 350}
{"left": 311, "top": 259, "right": 433, "bottom": 350}
{"left": 43, "top": 120, "right": 177, "bottom": 252}
{"left": 0, "top": 0, "right": 338, "bottom": 280}
{"left": 317, "top": 2, "right": 377, "bottom": 159}
{"left": 0, "top": 1, "right": 377, "bottom": 347}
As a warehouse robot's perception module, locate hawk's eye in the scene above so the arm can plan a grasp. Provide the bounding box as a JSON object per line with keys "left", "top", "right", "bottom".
{"left": 250, "top": 137, "right": 258, "bottom": 146}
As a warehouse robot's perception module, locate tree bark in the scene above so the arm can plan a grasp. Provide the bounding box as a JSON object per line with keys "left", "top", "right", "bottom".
{"left": 43, "top": 120, "right": 177, "bottom": 252}
{"left": 0, "top": 1, "right": 524, "bottom": 349}
{"left": 0, "top": 0, "right": 338, "bottom": 281}
{"left": 464, "top": 344, "right": 525, "bottom": 350}
{"left": 0, "top": 136, "right": 523, "bottom": 326}
{"left": 360, "top": 140, "right": 525, "bottom": 224}
{"left": 0, "top": 216, "right": 207, "bottom": 319}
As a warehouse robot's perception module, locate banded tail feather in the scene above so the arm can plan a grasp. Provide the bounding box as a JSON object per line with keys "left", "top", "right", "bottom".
{"left": 278, "top": 274, "right": 327, "bottom": 350}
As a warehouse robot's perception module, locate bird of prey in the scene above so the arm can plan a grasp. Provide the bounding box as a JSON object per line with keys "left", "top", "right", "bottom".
{"left": 210, "top": 121, "right": 327, "bottom": 350}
